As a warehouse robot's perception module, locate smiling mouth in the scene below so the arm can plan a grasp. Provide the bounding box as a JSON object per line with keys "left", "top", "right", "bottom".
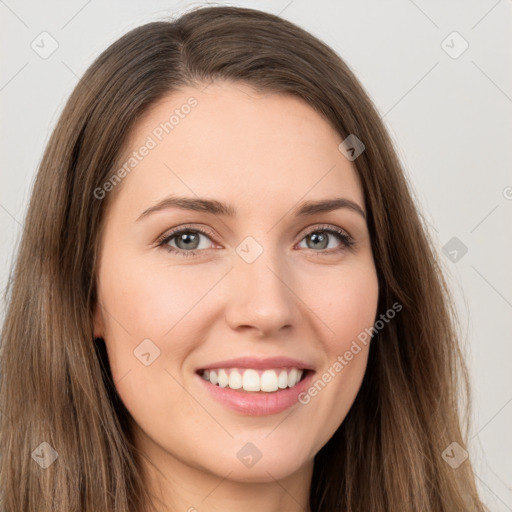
{"left": 197, "top": 367, "right": 310, "bottom": 393}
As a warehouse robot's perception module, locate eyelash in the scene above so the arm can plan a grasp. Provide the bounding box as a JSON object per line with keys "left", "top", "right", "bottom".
{"left": 156, "top": 224, "right": 355, "bottom": 258}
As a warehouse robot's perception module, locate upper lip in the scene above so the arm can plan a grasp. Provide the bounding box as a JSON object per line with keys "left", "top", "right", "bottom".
{"left": 196, "top": 356, "right": 315, "bottom": 371}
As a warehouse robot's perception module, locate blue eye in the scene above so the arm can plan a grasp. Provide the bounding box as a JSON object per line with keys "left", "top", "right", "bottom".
{"left": 157, "top": 224, "right": 355, "bottom": 258}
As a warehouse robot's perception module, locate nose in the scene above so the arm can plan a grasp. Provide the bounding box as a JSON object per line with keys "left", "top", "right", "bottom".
{"left": 224, "top": 245, "right": 301, "bottom": 337}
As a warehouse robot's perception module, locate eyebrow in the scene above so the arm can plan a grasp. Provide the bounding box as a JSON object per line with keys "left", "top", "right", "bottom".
{"left": 137, "top": 195, "right": 366, "bottom": 221}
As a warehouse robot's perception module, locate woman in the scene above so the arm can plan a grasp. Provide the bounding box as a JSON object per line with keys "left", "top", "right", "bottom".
{"left": 0, "top": 5, "right": 488, "bottom": 511}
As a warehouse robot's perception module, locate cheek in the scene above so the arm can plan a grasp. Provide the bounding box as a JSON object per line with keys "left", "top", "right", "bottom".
{"left": 96, "top": 251, "right": 210, "bottom": 420}
{"left": 294, "top": 262, "right": 378, "bottom": 450}
{"left": 98, "top": 249, "right": 220, "bottom": 339}
{"left": 307, "top": 260, "right": 379, "bottom": 347}
{"left": 96, "top": 247, "right": 230, "bottom": 387}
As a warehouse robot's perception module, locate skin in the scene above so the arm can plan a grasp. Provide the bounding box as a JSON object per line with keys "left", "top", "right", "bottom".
{"left": 94, "top": 81, "right": 379, "bottom": 512}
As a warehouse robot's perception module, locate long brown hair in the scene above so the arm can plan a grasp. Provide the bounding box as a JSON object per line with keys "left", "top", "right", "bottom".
{"left": 0, "top": 6, "right": 487, "bottom": 511}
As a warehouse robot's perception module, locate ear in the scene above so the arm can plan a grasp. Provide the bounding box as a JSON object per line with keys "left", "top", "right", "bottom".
{"left": 93, "top": 301, "right": 106, "bottom": 339}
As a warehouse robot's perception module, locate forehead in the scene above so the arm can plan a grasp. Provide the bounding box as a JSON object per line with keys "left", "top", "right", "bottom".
{"left": 112, "top": 81, "right": 364, "bottom": 217}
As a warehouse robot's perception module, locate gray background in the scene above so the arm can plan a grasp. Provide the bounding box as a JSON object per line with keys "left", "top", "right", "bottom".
{"left": 1, "top": 1, "right": 511, "bottom": 509}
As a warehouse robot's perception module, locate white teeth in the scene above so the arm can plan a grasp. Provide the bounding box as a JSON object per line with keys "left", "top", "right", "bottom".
{"left": 218, "top": 369, "right": 229, "bottom": 388}
{"left": 200, "top": 367, "right": 306, "bottom": 393}
{"left": 288, "top": 368, "right": 298, "bottom": 387}
{"left": 242, "top": 369, "right": 260, "bottom": 392}
{"left": 260, "top": 370, "right": 278, "bottom": 392}
{"left": 228, "top": 370, "right": 243, "bottom": 390}
{"left": 278, "top": 370, "right": 288, "bottom": 389}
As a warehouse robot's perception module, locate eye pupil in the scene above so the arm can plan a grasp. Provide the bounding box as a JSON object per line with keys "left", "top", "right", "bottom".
{"left": 308, "top": 231, "right": 328, "bottom": 250}
{"left": 176, "top": 232, "right": 200, "bottom": 250}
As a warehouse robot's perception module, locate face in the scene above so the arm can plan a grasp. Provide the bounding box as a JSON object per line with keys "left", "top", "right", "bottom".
{"left": 94, "top": 81, "right": 379, "bottom": 487}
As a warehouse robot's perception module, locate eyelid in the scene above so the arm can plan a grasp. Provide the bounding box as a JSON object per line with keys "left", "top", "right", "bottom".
{"left": 297, "top": 222, "right": 352, "bottom": 240}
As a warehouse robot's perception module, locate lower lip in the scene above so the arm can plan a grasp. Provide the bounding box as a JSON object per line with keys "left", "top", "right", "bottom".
{"left": 195, "top": 370, "right": 315, "bottom": 416}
